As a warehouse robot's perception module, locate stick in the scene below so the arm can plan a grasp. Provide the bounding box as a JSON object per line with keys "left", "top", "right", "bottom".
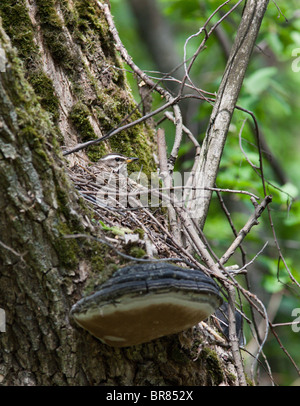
{"left": 227, "top": 285, "right": 247, "bottom": 386}
{"left": 220, "top": 195, "right": 272, "bottom": 265}
{"left": 157, "top": 128, "right": 182, "bottom": 244}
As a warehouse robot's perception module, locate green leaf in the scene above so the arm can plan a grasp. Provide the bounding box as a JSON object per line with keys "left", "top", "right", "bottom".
{"left": 261, "top": 256, "right": 295, "bottom": 293}
{"left": 280, "top": 182, "right": 299, "bottom": 200}
{"left": 291, "top": 31, "right": 300, "bottom": 45}
{"left": 283, "top": 200, "right": 300, "bottom": 226}
{"left": 99, "top": 220, "right": 133, "bottom": 236}
{"left": 267, "top": 32, "right": 284, "bottom": 55}
{"left": 244, "top": 67, "right": 278, "bottom": 95}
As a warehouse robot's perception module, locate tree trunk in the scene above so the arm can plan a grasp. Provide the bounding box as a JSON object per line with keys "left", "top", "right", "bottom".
{"left": 0, "top": 0, "right": 234, "bottom": 386}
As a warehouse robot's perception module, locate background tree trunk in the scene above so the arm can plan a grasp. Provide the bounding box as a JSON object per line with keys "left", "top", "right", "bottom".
{"left": 0, "top": 0, "right": 233, "bottom": 386}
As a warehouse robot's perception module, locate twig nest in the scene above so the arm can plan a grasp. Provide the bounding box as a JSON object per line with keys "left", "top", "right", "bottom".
{"left": 70, "top": 262, "right": 223, "bottom": 347}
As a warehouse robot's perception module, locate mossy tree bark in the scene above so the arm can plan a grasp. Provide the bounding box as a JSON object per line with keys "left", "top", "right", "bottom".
{"left": 0, "top": 0, "right": 230, "bottom": 385}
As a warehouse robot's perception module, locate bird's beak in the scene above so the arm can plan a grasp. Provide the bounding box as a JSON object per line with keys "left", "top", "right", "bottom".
{"left": 126, "top": 157, "right": 139, "bottom": 164}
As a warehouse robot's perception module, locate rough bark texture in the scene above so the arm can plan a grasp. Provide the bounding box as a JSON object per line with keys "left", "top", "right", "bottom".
{"left": 0, "top": 0, "right": 234, "bottom": 386}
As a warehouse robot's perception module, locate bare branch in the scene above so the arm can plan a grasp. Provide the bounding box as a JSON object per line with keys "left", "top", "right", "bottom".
{"left": 168, "top": 104, "right": 183, "bottom": 169}
{"left": 157, "top": 128, "right": 181, "bottom": 244}
{"left": 227, "top": 285, "right": 247, "bottom": 386}
{"left": 180, "top": 0, "right": 244, "bottom": 95}
{"left": 235, "top": 242, "right": 269, "bottom": 274}
{"left": 187, "top": 0, "right": 270, "bottom": 228}
{"left": 220, "top": 195, "right": 272, "bottom": 265}
{"left": 62, "top": 97, "right": 177, "bottom": 156}
{"left": 239, "top": 119, "right": 260, "bottom": 169}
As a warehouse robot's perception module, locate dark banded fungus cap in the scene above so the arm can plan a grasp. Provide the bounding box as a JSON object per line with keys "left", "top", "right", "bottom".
{"left": 70, "top": 262, "right": 223, "bottom": 347}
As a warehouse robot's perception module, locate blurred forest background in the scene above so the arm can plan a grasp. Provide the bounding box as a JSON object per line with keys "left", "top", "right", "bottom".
{"left": 110, "top": 0, "right": 300, "bottom": 385}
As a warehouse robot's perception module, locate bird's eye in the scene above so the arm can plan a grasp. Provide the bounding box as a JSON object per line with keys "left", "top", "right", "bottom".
{"left": 115, "top": 157, "right": 121, "bottom": 162}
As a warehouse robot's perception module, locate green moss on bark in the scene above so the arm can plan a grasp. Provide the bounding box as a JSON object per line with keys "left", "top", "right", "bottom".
{"left": 0, "top": 0, "right": 38, "bottom": 62}
{"left": 0, "top": 32, "right": 83, "bottom": 272}
{"left": 35, "top": 0, "right": 81, "bottom": 74}
{"left": 69, "top": 102, "right": 97, "bottom": 142}
{"left": 200, "top": 347, "right": 224, "bottom": 385}
{"left": 0, "top": 1, "right": 61, "bottom": 122}
{"left": 29, "top": 71, "right": 60, "bottom": 122}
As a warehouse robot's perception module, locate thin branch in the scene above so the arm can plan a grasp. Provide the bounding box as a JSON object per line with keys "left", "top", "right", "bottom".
{"left": 180, "top": 0, "right": 244, "bottom": 96}
{"left": 235, "top": 242, "right": 269, "bottom": 273}
{"left": 168, "top": 104, "right": 183, "bottom": 169}
{"left": 220, "top": 195, "right": 272, "bottom": 265}
{"left": 187, "top": 0, "right": 270, "bottom": 228}
{"left": 239, "top": 119, "right": 260, "bottom": 169}
{"left": 157, "top": 128, "right": 181, "bottom": 244}
{"left": 62, "top": 98, "right": 177, "bottom": 156}
{"left": 272, "top": 321, "right": 300, "bottom": 328}
{"left": 97, "top": 2, "right": 169, "bottom": 99}
{"left": 227, "top": 284, "right": 247, "bottom": 386}
{"left": 206, "top": 187, "right": 259, "bottom": 200}
{"left": 269, "top": 323, "right": 300, "bottom": 376}
{"left": 271, "top": 0, "right": 288, "bottom": 22}
{"left": 164, "top": 111, "right": 201, "bottom": 150}
{"left": 99, "top": 0, "right": 185, "bottom": 171}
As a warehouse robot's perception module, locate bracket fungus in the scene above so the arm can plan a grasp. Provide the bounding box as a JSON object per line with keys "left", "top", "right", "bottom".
{"left": 70, "top": 262, "right": 223, "bottom": 347}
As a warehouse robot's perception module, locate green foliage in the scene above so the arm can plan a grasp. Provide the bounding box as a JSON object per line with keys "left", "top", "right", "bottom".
{"left": 244, "top": 67, "right": 278, "bottom": 96}
{"left": 260, "top": 256, "right": 297, "bottom": 293}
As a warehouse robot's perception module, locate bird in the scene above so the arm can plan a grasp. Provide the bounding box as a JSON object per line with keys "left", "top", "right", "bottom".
{"left": 89, "top": 153, "right": 139, "bottom": 178}
{"left": 88, "top": 153, "right": 138, "bottom": 184}
{"left": 88, "top": 153, "right": 140, "bottom": 208}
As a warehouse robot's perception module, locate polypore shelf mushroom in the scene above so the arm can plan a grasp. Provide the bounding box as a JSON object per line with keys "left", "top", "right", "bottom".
{"left": 70, "top": 262, "right": 223, "bottom": 347}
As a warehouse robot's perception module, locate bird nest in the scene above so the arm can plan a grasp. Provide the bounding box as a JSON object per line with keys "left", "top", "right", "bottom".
{"left": 66, "top": 153, "right": 189, "bottom": 266}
